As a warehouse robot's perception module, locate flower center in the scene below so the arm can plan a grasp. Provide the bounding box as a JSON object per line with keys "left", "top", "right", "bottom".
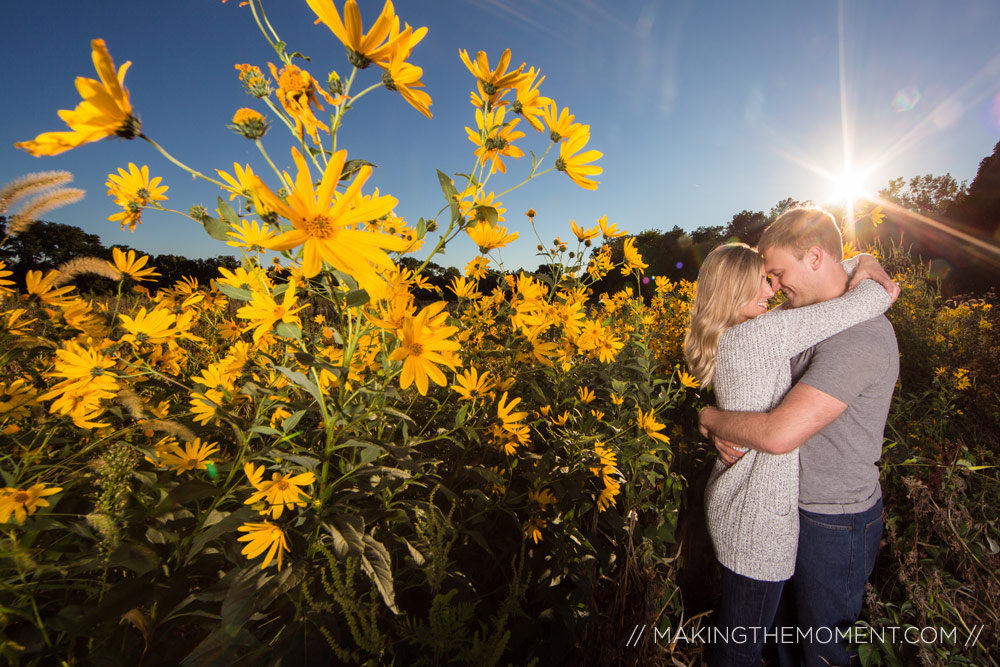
{"left": 381, "top": 71, "right": 397, "bottom": 92}
{"left": 305, "top": 214, "right": 336, "bottom": 239}
{"left": 410, "top": 343, "right": 424, "bottom": 356}
{"left": 555, "top": 157, "right": 567, "bottom": 172}
{"left": 484, "top": 136, "right": 508, "bottom": 152}
{"left": 90, "top": 367, "right": 105, "bottom": 377}
{"left": 13, "top": 492, "right": 29, "bottom": 503}
{"left": 276, "top": 479, "right": 289, "bottom": 491}
{"left": 347, "top": 49, "right": 372, "bottom": 69}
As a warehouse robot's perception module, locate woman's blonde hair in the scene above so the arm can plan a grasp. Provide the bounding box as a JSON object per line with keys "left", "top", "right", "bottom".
{"left": 683, "top": 243, "right": 764, "bottom": 386}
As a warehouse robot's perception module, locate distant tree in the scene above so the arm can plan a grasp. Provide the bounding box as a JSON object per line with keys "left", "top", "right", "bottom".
{"left": 878, "top": 173, "right": 968, "bottom": 218}
{"left": 724, "top": 210, "right": 767, "bottom": 246}
{"left": 947, "top": 140, "right": 1000, "bottom": 242}
{"left": 768, "top": 197, "right": 802, "bottom": 221}
{"left": 0, "top": 218, "right": 112, "bottom": 281}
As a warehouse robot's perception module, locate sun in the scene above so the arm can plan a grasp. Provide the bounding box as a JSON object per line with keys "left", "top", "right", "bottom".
{"left": 827, "top": 168, "right": 872, "bottom": 205}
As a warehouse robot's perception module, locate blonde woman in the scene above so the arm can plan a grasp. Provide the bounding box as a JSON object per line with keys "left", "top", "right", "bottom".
{"left": 684, "top": 241, "right": 893, "bottom": 667}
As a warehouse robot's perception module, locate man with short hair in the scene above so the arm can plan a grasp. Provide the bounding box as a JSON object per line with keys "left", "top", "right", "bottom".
{"left": 699, "top": 206, "right": 900, "bottom": 667}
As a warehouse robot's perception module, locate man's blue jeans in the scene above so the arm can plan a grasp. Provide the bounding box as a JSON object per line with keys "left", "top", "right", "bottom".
{"left": 709, "top": 565, "right": 785, "bottom": 667}
{"left": 787, "top": 498, "right": 884, "bottom": 667}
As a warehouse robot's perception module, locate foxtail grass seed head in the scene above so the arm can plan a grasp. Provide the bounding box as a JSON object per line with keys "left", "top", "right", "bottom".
{"left": 0, "top": 171, "right": 74, "bottom": 216}
{"left": 54, "top": 257, "right": 123, "bottom": 285}
{"left": 146, "top": 419, "right": 196, "bottom": 442}
{"left": 8, "top": 188, "right": 86, "bottom": 235}
{"left": 116, "top": 389, "right": 146, "bottom": 419}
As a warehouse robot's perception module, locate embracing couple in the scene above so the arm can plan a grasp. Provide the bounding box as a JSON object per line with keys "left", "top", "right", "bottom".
{"left": 684, "top": 206, "right": 900, "bottom": 667}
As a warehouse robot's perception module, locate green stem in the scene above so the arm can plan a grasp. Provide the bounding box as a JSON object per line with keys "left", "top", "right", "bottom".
{"left": 255, "top": 138, "right": 290, "bottom": 190}
{"left": 140, "top": 135, "right": 227, "bottom": 188}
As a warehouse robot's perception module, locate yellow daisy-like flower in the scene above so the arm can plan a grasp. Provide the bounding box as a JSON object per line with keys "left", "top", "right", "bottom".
{"left": 388, "top": 302, "right": 461, "bottom": 395}
{"left": 542, "top": 102, "right": 585, "bottom": 143}
{"left": 466, "top": 106, "right": 525, "bottom": 175}
{"left": 0, "top": 379, "right": 37, "bottom": 419}
{"left": 0, "top": 484, "right": 62, "bottom": 524}
{"left": 15, "top": 39, "right": 139, "bottom": 156}
{"left": 598, "top": 215, "right": 627, "bottom": 239}
{"left": 110, "top": 247, "right": 160, "bottom": 282}
{"left": 459, "top": 49, "right": 530, "bottom": 95}
{"left": 306, "top": 0, "right": 405, "bottom": 69}
{"left": 229, "top": 107, "right": 268, "bottom": 139}
{"left": 555, "top": 129, "right": 603, "bottom": 190}
{"left": 237, "top": 521, "right": 290, "bottom": 571}
{"left": 106, "top": 164, "right": 168, "bottom": 232}
{"left": 226, "top": 220, "right": 277, "bottom": 253}
{"left": 871, "top": 206, "right": 885, "bottom": 226}
{"left": 449, "top": 276, "right": 481, "bottom": 300}
{"left": 523, "top": 515, "right": 546, "bottom": 544}
{"left": 158, "top": 438, "right": 220, "bottom": 474}
{"left": 465, "top": 256, "right": 490, "bottom": 279}
{"left": 577, "top": 386, "right": 596, "bottom": 404}
{"left": 244, "top": 463, "right": 315, "bottom": 519}
{"left": 118, "top": 307, "right": 179, "bottom": 347}
{"left": 236, "top": 281, "right": 308, "bottom": 344}
{"left": 511, "top": 67, "right": 551, "bottom": 132}
{"left": 570, "top": 220, "right": 600, "bottom": 242}
{"left": 497, "top": 391, "right": 529, "bottom": 428}
{"left": 254, "top": 148, "right": 406, "bottom": 285}
{"left": 621, "top": 238, "right": 648, "bottom": 274}
{"left": 382, "top": 46, "right": 433, "bottom": 119}
{"left": 268, "top": 62, "right": 339, "bottom": 143}
{"left": 451, "top": 366, "right": 493, "bottom": 401}
{"left": 465, "top": 221, "right": 519, "bottom": 253}
{"left": 217, "top": 164, "right": 273, "bottom": 217}
{"left": 0, "top": 260, "right": 16, "bottom": 297}
{"left": 528, "top": 487, "right": 557, "bottom": 507}
{"left": 637, "top": 408, "right": 670, "bottom": 444}
{"left": 22, "top": 270, "right": 76, "bottom": 307}
{"left": 678, "top": 370, "right": 700, "bottom": 389}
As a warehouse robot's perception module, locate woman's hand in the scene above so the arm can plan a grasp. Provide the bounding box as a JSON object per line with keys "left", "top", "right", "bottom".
{"left": 700, "top": 407, "right": 747, "bottom": 466}
{"left": 849, "top": 253, "right": 900, "bottom": 303}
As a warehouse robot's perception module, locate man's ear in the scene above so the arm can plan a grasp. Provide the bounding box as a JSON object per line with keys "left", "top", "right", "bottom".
{"left": 804, "top": 245, "right": 824, "bottom": 270}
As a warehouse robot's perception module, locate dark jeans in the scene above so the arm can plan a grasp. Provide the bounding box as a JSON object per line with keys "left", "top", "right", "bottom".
{"left": 709, "top": 565, "right": 785, "bottom": 667}
{"left": 774, "top": 498, "right": 884, "bottom": 667}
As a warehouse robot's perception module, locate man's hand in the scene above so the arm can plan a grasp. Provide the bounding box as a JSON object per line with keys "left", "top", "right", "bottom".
{"left": 700, "top": 407, "right": 746, "bottom": 466}
{"left": 849, "top": 253, "right": 900, "bottom": 304}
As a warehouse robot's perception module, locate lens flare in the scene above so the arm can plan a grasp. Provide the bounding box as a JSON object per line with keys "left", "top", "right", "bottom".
{"left": 892, "top": 86, "right": 920, "bottom": 112}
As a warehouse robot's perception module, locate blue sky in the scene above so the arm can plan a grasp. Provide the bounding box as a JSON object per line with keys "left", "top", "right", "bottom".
{"left": 4, "top": 0, "right": 999, "bottom": 271}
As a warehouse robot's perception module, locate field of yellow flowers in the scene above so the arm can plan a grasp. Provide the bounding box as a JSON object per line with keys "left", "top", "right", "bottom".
{"left": 2, "top": 1, "right": 997, "bottom": 665}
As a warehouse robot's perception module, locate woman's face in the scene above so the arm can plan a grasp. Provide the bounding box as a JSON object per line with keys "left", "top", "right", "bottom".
{"left": 737, "top": 268, "right": 775, "bottom": 322}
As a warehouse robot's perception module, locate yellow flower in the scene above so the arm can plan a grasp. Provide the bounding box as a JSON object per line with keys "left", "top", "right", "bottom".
{"left": 459, "top": 48, "right": 530, "bottom": 95}
{"left": 465, "top": 256, "right": 490, "bottom": 279}
{"left": 637, "top": 408, "right": 670, "bottom": 444}
{"left": 307, "top": 0, "right": 405, "bottom": 69}
{"left": 16, "top": 39, "right": 140, "bottom": 156}
{"left": 268, "top": 62, "right": 339, "bottom": 143}
{"left": 551, "top": 411, "right": 570, "bottom": 426}
{"left": 237, "top": 281, "right": 308, "bottom": 344}
{"left": 466, "top": 106, "right": 525, "bottom": 175}
{"left": 382, "top": 47, "right": 433, "bottom": 119}
{"left": 451, "top": 366, "right": 493, "bottom": 401}
{"left": 235, "top": 63, "right": 271, "bottom": 98}
{"left": 245, "top": 467, "right": 316, "bottom": 519}
{"left": 954, "top": 369, "right": 972, "bottom": 391}
{"left": 217, "top": 163, "right": 273, "bottom": 217}
{"left": 577, "top": 386, "right": 596, "bottom": 404}
{"left": 237, "top": 522, "right": 290, "bottom": 571}
{"left": 523, "top": 515, "right": 546, "bottom": 544}
{"left": 678, "top": 370, "right": 700, "bottom": 389}
{"left": 229, "top": 107, "right": 268, "bottom": 139}
{"left": 598, "top": 215, "right": 626, "bottom": 239}
{"left": 511, "top": 68, "right": 551, "bottom": 132}
{"left": 871, "top": 207, "right": 885, "bottom": 226}
{"left": 621, "top": 238, "right": 648, "bottom": 274}
{"left": 0, "top": 484, "right": 62, "bottom": 524}
{"left": 110, "top": 247, "right": 160, "bottom": 282}
{"left": 497, "top": 391, "right": 529, "bottom": 428}
{"left": 158, "top": 439, "right": 220, "bottom": 474}
{"left": 555, "top": 129, "right": 603, "bottom": 190}
{"left": 254, "top": 148, "right": 406, "bottom": 285}
{"left": 449, "top": 276, "right": 482, "bottom": 300}
{"left": 0, "top": 379, "right": 37, "bottom": 419}
{"left": 542, "top": 102, "right": 585, "bottom": 143}
{"left": 389, "top": 302, "right": 461, "bottom": 395}
{"left": 118, "top": 307, "right": 179, "bottom": 347}
{"left": 610, "top": 393, "right": 624, "bottom": 406}
{"left": 570, "top": 220, "right": 600, "bottom": 242}
{"left": 22, "top": 270, "right": 76, "bottom": 307}
{"left": 528, "top": 487, "right": 557, "bottom": 507}
{"left": 466, "top": 220, "right": 519, "bottom": 252}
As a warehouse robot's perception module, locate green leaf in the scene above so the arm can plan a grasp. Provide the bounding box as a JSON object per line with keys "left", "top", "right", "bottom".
{"left": 216, "top": 196, "right": 239, "bottom": 226}
{"left": 361, "top": 534, "right": 399, "bottom": 614}
{"left": 288, "top": 51, "right": 311, "bottom": 62}
{"left": 273, "top": 365, "right": 324, "bottom": 406}
{"left": 472, "top": 205, "right": 498, "bottom": 225}
{"left": 274, "top": 321, "right": 302, "bottom": 340}
{"left": 345, "top": 288, "right": 370, "bottom": 308}
{"left": 282, "top": 409, "right": 306, "bottom": 433}
{"left": 185, "top": 507, "right": 256, "bottom": 566}
{"left": 416, "top": 217, "right": 427, "bottom": 240}
{"left": 322, "top": 516, "right": 365, "bottom": 559}
{"left": 202, "top": 216, "right": 230, "bottom": 242}
{"left": 437, "top": 169, "right": 463, "bottom": 223}
{"left": 340, "top": 159, "right": 376, "bottom": 181}
{"left": 215, "top": 282, "right": 253, "bottom": 301}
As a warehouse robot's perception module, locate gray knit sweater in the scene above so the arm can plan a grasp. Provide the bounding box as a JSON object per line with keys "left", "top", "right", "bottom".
{"left": 704, "top": 260, "right": 892, "bottom": 581}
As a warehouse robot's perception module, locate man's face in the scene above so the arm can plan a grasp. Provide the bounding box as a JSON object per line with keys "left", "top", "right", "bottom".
{"left": 762, "top": 245, "right": 817, "bottom": 307}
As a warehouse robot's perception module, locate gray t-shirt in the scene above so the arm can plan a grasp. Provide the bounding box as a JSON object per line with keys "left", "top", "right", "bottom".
{"left": 790, "top": 315, "right": 899, "bottom": 514}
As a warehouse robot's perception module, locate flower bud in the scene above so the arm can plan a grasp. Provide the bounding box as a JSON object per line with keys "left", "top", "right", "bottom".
{"left": 189, "top": 205, "right": 208, "bottom": 221}
{"left": 228, "top": 108, "right": 269, "bottom": 140}
{"left": 426, "top": 220, "right": 438, "bottom": 232}
{"left": 327, "top": 70, "right": 344, "bottom": 96}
